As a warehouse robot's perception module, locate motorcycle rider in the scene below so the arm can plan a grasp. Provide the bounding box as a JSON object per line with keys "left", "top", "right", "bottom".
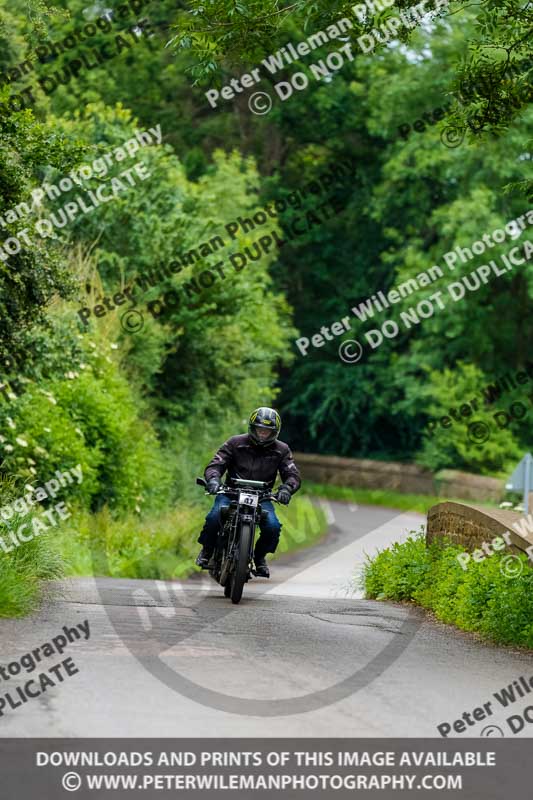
{"left": 196, "top": 407, "right": 301, "bottom": 578}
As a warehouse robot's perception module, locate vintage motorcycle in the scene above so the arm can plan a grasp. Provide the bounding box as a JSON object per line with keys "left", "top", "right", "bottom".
{"left": 196, "top": 477, "right": 279, "bottom": 604}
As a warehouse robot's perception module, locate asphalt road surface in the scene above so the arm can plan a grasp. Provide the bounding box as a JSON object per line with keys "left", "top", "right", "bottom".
{"left": 1, "top": 499, "right": 532, "bottom": 737}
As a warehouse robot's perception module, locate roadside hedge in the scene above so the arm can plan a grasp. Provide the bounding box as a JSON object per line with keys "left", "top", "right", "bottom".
{"left": 362, "top": 531, "right": 533, "bottom": 649}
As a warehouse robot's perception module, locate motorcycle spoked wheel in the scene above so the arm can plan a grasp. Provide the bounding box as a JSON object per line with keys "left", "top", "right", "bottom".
{"left": 220, "top": 538, "right": 232, "bottom": 596}
{"left": 219, "top": 552, "right": 231, "bottom": 587}
{"left": 219, "top": 527, "right": 237, "bottom": 593}
{"left": 229, "top": 522, "right": 253, "bottom": 604}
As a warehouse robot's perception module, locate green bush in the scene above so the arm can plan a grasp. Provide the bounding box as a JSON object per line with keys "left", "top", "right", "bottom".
{"left": 0, "top": 334, "right": 173, "bottom": 515}
{"left": 362, "top": 530, "right": 533, "bottom": 649}
{"left": 363, "top": 529, "right": 432, "bottom": 600}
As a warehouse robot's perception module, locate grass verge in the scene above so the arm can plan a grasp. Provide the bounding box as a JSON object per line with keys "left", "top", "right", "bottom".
{"left": 0, "top": 476, "right": 64, "bottom": 617}
{"left": 362, "top": 530, "right": 533, "bottom": 649}
{"left": 304, "top": 481, "right": 497, "bottom": 515}
{"left": 272, "top": 496, "right": 327, "bottom": 560}
{"left": 57, "top": 494, "right": 328, "bottom": 579}
{"left": 0, "top": 493, "right": 327, "bottom": 617}
{"left": 0, "top": 530, "right": 63, "bottom": 617}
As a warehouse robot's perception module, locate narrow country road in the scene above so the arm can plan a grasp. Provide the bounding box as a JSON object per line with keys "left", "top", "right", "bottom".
{"left": 1, "top": 500, "right": 531, "bottom": 737}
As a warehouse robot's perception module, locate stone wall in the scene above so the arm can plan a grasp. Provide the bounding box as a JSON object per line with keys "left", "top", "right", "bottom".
{"left": 294, "top": 453, "right": 504, "bottom": 502}
{"left": 426, "top": 502, "right": 533, "bottom": 555}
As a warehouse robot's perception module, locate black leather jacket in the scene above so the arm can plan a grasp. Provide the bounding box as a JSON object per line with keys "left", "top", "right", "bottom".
{"left": 204, "top": 434, "right": 301, "bottom": 494}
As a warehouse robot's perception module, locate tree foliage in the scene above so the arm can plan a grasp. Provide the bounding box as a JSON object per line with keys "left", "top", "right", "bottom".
{"left": 0, "top": 0, "right": 530, "bottom": 508}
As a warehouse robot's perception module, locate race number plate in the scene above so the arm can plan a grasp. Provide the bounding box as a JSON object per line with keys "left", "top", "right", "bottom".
{"left": 239, "top": 492, "right": 258, "bottom": 507}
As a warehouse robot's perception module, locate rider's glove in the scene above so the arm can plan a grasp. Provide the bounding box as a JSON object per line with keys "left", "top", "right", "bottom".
{"left": 207, "top": 479, "right": 220, "bottom": 495}
{"left": 276, "top": 486, "right": 291, "bottom": 505}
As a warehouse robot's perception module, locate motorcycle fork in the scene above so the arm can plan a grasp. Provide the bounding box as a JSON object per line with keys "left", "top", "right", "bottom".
{"left": 241, "top": 511, "right": 257, "bottom": 569}
{"left": 223, "top": 508, "right": 259, "bottom": 579}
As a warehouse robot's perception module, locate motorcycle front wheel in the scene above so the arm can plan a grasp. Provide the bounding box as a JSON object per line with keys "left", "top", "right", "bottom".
{"left": 230, "top": 521, "right": 253, "bottom": 604}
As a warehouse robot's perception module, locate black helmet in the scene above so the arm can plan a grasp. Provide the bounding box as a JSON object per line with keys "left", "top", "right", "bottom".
{"left": 248, "top": 407, "right": 281, "bottom": 446}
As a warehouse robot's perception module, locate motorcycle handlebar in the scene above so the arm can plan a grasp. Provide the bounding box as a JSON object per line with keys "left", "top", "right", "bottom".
{"left": 196, "top": 478, "right": 279, "bottom": 502}
{"left": 202, "top": 487, "right": 279, "bottom": 502}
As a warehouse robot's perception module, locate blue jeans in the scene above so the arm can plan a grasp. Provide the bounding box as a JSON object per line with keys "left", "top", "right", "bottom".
{"left": 198, "top": 494, "right": 281, "bottom": 558}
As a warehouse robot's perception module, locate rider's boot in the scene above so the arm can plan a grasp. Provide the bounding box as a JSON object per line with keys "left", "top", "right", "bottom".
{"left": 254, "top": 555, "right": 270, "bottom": 578}
{"left": 196, "top": 546, "right": 213, "bottom": 568}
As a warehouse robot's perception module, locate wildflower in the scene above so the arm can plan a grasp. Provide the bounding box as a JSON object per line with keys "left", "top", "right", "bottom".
{"left": 15, "top": 437, "right": 28, "bottom": 447}
{"left": 3, "top": 444, "right": 14, "bottom": 452}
